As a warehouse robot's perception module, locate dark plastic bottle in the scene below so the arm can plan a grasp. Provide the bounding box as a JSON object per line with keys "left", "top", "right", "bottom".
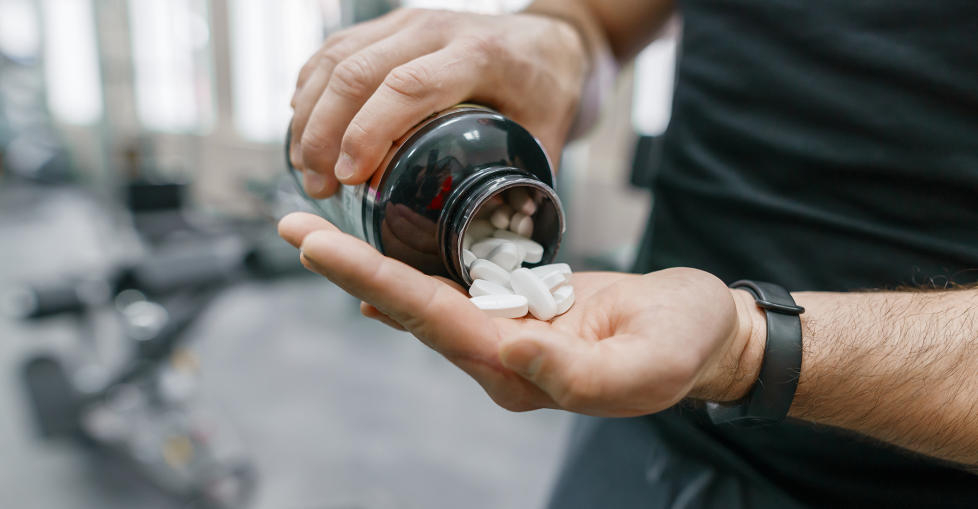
{"left": 285, "top": 105, "right": 565, "bottom": 285}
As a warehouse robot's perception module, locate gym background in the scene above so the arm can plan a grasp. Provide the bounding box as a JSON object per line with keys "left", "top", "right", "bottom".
{"left": 0, "top": 1, "right": 675, "bottom": 507}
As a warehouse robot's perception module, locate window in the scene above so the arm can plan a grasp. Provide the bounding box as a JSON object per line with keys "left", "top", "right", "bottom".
{"left": 228, "top": 0, "right": 338, "bottom": 142}
{"left": 632, "top": 28, "right": 678, "bottom": 137}
{"left": 41, "top": 0, "right": 103, "bottom": 125}
{"left": 0, "top": 0, "right": 41, "bottom": 61}
{"left": 128, "top": 0, "right": 214, "bottom": 133}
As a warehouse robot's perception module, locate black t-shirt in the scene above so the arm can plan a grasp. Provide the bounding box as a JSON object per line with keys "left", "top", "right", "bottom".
{"left": 629, "top": 0, "right": 978, "bottom": 507}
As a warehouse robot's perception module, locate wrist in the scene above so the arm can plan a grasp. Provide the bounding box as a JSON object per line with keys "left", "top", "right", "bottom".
{"left": 521, "top": 2, "right": 617, "bottom": 139}
{"left": 729, "top": 288, "right": 769, "bottom": 400}
{"left": 691, "top": 288, "right": 768, "bottom": 402}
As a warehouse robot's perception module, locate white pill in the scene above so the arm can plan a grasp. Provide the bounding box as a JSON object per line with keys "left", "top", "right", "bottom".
{"left": 466, "top": 219, "right": 494, "bottom": 242}
{"left": 509, "top": 268, "right": 557, "bottom": 321}
{"left": 469, "top": 279, "right": 513, "bottom": 297}
{"left": 531, "top": 264, "right": 571, "bottom": 285}
{"left": 471, "top": 238, "right": 509, "bottom": 258}
{"left": 507, "top": 188, "right": 537, "bottom": 216}
{"left": 490, "top": 204, "right": 514, "bottom": 230}
{"left": 530, "top": 263, "right": 571, "bottom": 277}
{"left": 536, "top": 268, "right": 568, "bottom": 290}
{"left": 469, "top": 294, "right": 528, "bottom": 319}
{"left": 521, "top": 245, "right": 543, "bottom": 264}
{"left": 509, "top": 212, "right": 534, "bottom": 237}
{"left": 462, "top": 249, "right": 476, "bottom": 268}
{"left": 469, "top": 259, "right": 511, "bottom": 286}
{"left": 492, "top": 230, "right": 544, "bottom": 263}
{"left": 487, "top": 242, "right": 524, "bottom": 271}
{"left": 553, "top": 285, "right": 575, "bottom": 316}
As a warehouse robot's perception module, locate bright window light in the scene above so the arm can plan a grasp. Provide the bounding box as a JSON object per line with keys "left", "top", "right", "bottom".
{"left": 0, "top": 0, "right": 41, "bottom": 61}
{"left": 41, "top": 0, "right": 103, "bottom": 125}
{"left": 128, "top": 0, "right": 214, "bottom": 133}
{"left": 229, "top": 0, "right": 336, "bottom": 142}
{"left": 632, "top": 34, "right": 677, "bottom": 137}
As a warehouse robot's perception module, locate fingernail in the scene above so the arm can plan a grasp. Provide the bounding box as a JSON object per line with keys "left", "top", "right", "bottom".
{"left": 303, "top": 170, "right": 328, "bottom": 195}
{"left": 335, "top": 152, "right": 356, "bottom": 181}
{"left": 500, "top": 341, "right": 544, "bottom": 377}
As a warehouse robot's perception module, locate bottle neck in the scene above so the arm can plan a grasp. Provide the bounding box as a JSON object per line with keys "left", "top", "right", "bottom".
{"left": 441, "top": 167, "right": 565, "bottom": 285}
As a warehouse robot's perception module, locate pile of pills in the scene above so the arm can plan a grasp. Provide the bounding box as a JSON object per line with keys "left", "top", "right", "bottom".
{"left": 461, "top": 189, "right": 574, "bottom": 321}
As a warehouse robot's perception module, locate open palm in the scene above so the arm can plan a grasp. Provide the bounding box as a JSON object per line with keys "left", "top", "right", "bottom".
{"left": 279, "top": 213, "right": 753, "bottom": 416}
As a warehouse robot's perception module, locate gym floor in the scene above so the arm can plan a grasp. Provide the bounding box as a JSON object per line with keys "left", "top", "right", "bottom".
{"left": 0, "top": 185, "right": 571, "bottom": 509}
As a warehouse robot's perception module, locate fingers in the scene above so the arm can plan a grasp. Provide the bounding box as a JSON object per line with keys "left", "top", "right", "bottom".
{"left": 335, "top": 41, "right": 493, "bottom": 185}
{"left": 294, "top": 61, "right": 342, "bottom": 198}
{"left": 282, "top": 212, "right": 560, "bottom": 413}
{"left": 431, "top": 275, "right": 469, "bottom": 295}
{"left": 290, "top": 12, "right": 414, "bottom": 197}
{"left": 277, "top": 212, "right": 339, "bottom": 248}
{"left": 299, "top": 30, "right": 446, "bottom": 195}
{"left": 291, "top": 26, "right": 389, "bottom": 164}
{"left": 360, "top": 301, "right": 407, "bottom": 331}
{"left": 298, "top": 228, "right": 496, "bottom": 358}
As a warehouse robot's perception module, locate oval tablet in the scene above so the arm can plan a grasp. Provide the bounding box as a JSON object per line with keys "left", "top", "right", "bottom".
{"left": 470, "top": 294, "right": 528, "bottom": 318}
{"left": 509, "top": 212, "right": 534, "bottom": 237}
{"left": 521, "top": 245, "right": 543, "bottom": 264}
{"left": 536, "top": 269, "right": 568, "bottom": 290}
{"left": 509, "top": 268, "right": 557, "bottom": 321}
{"left": 469, "top": 259, "right": 511, "bottom": 286}
{"left": 553, "top": 284, "right": 575, "bottom": 316}
{"left": 492, "top": 230, "right": 544, "bottom": 263}
{"left": 469, "top": 279, "right": 513, "bottom": 297}
{"left": 471, "top": 238, "right": 509, "bottom": 259}
{"left": 530, "top": 263, "right": 571, "bottom": 277}
{"left": 490, "top": 204, "right": 514, "bottom": 230}
{"left": 506, "top": 188, "right": 537, "bottom": 216}
{"left": 487, "top": 242, "right": 523, "bottom": 271}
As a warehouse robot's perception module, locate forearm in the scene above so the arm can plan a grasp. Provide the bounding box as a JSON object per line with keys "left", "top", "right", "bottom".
{"left": 742, "top": 288, "right": 978, "bottom": 466}
{"left": 521, "top": 0, "right": 674, "bottom": 139}
{"left": 525, "top": 0, "right": 675, "bottom": 63}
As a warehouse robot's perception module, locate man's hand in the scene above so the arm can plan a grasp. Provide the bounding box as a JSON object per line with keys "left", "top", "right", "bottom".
{"left": 289, "top": 8, "right": 587, "bottom": 199}
{"left": 278, "top": 212, "right": 764, "bottom": 415}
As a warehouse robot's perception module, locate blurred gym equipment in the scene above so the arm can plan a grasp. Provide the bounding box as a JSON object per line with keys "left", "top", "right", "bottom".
{"left": 6, "top": 171, "right": 303, "bottom": 508}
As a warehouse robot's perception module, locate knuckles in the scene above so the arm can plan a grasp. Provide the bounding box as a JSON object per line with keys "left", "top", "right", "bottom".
{"left": 329, "top": 53, "right": 377, "bottom": 99}
{"left": 459, "top": 32, "right": 506, "bottom": 63}
{"left": 299, "top": 123, "right": 330, "bottom": 162}
{"left": 384, "top": 64, "right": 433, "bottom": 100}
{"left": 415, "top": 9, "right": 456, "bottom": 33}
{"left": 296, "top": 59, "right": 318, "bottom": 89}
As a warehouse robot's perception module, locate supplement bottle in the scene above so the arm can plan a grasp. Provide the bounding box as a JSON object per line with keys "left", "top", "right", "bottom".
{"left": 285, "top": 105, "right": 565, "bottom": 285}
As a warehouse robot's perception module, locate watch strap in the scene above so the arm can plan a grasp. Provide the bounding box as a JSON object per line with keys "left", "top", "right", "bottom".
{"left": 706, "top": 280, "right": 804, "bottom": 426}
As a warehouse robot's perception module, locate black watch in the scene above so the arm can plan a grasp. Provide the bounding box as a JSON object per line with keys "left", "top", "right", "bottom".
{"left": 706, "top": 280, "right": 804, "bottom": 427}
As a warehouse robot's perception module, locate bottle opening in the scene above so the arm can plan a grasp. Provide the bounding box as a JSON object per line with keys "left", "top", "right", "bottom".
{"left": 441, "top": 168, "right": 564, "bottom": 285}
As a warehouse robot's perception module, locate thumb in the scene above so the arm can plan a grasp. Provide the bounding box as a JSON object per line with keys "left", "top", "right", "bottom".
{"left": 498, "top": 330, "right": 597, "bottom": 411}
{"left": 498, "top": 339, "right": 548, "bottom": 379}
